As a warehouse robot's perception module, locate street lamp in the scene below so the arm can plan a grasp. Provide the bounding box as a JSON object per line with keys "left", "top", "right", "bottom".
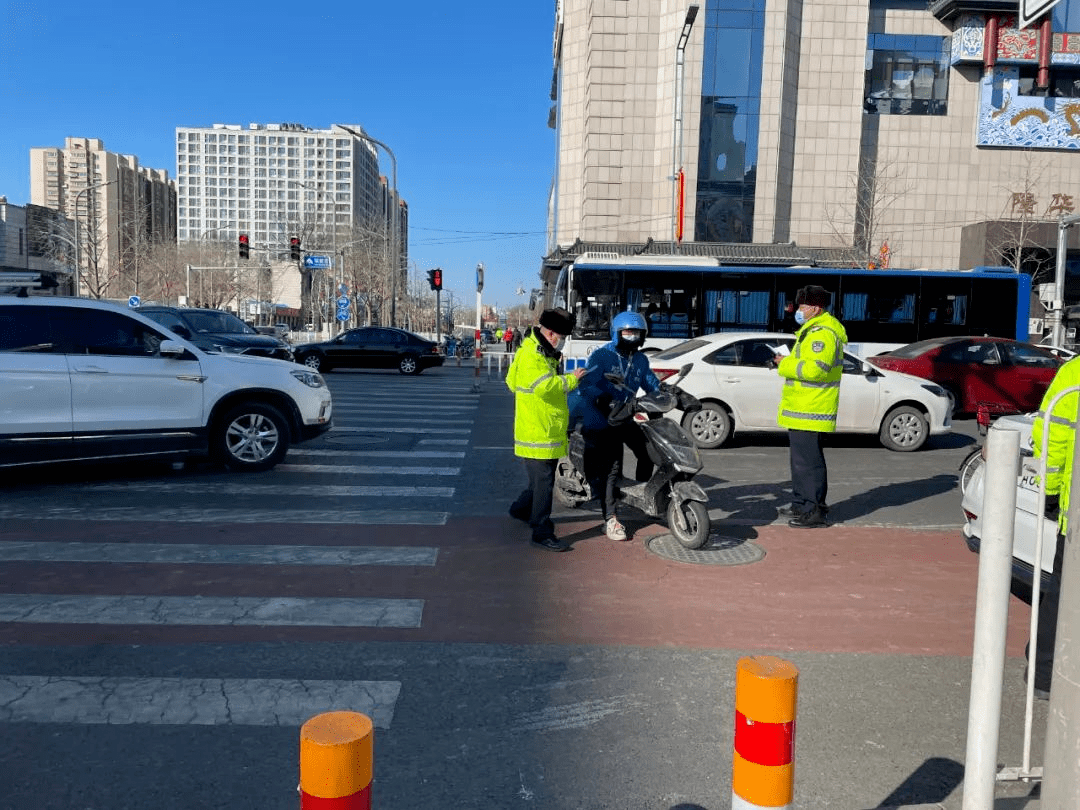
{"left": 73, "top": 179, "right": 117, "bottom": 298}
{"left": 672, "top": 4, "right": 700, "bottom": 252}
{"left": 334, "top": 124, "right": 400, "bottom": 326}
{"left": 290, "top": 180, "right": 339, "bottom": 334}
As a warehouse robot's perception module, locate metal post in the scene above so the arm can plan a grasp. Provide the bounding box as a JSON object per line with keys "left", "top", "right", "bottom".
{"left": 1041, "top": 418, "right": 1080, "bottom": 805}
{"left": 672, "top": 5, "right": 699, "bottom": 253}
{"left": 962, "top": 426, "right": 1020, "bottom": 810}
{"left": 72, "top": 180, "right": 116, "bottom": 298}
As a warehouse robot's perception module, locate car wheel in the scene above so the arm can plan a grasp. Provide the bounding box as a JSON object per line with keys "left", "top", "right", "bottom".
{"left": 300, "top": 353, "right": 325, "bottom": 372}
{"left": 682, "top": 402, "right": 732, "bottom": 449}
{"left": 879, "top": 405, "right": 929, "bottom": 452}
{"left": 213, "top": 402, "right": 290, "bottom": 472}
{"left": 399, "top": 355, "right": 420, "bottom": 375}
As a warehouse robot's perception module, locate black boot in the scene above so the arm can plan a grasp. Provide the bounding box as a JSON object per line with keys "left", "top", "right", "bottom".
{"left": 788, "top": 507, "right": 828, "bottom": 528}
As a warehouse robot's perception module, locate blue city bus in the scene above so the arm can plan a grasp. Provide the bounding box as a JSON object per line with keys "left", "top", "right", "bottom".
{"left": 552, "top": 255, "right": 1032, "bottom": 367}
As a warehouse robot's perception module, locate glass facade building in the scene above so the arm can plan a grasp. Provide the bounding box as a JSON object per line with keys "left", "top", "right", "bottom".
{"left": 694, "top": 0, "right": 765, "bottom": 243}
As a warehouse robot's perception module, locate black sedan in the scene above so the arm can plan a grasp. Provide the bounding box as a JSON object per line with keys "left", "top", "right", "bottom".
{"left": 138, "top": 306, "right": 294, "bottom": 362}
{"left": 293, "top": 327, "right": 445, "bottom": 374}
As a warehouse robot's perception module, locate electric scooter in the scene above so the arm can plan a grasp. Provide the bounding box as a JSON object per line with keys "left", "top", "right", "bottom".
{"left": 554, "top": 364, "right": 712, "bottom": 549}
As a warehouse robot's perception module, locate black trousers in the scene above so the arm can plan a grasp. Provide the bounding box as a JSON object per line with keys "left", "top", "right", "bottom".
{"left": 510, "top": 457, "right": 558, "bottom": 540}
{"left": 788, "top": 428, "right": 827, "bottom": 512}
{"left": 1028, "top": 530, "right": 1066, "bottom": 692}
{"left": 582, "top": 422, "right": 654, "bottom": 521}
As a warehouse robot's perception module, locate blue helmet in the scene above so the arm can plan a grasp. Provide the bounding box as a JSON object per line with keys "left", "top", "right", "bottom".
{"left": 611, "top": 310, "right": 648, "bottom": 339}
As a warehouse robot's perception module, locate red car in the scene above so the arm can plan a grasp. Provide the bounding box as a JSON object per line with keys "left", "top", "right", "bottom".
{"left": 866, "top": 336, "right": 1063, "bottom": 416}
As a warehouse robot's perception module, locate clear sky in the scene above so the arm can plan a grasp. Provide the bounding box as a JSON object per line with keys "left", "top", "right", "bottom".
{"left": 0, "top": 0, "right": 557, "bottom": 313}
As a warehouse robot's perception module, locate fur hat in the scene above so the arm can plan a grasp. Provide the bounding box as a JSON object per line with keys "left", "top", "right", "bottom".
{"left": 539, "top": 307, "right": 576, "bottom": 336}
{"left": 795, "top": 285, "right": 832, "bottom": 308}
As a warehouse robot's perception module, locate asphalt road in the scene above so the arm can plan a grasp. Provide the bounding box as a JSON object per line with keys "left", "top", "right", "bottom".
{"left": 0, "top": 363, "right": 1046, "bottom": 809}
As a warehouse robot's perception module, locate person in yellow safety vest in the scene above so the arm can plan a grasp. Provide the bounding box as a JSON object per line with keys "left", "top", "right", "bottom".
{"left": 1029, "top": 355, "right": 1079, "bottom": 698}
{"left": 506, "top": 308, "right": 587, "bottom": 551}
{"left": 772, "top": 285, "right": 848, "bottom": 528}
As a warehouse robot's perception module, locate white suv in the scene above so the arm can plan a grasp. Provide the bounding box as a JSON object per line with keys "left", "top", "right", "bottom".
{"left": 0, "top": 297, "right": 333, "bottom": 472}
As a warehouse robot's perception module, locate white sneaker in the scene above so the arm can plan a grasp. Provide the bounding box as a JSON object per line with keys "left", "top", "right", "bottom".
{"left": 605, "top": 517, "right": 628, "bottom": 541}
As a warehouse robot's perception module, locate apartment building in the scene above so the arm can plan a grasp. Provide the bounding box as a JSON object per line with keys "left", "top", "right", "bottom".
{"left": 174, "top": 122, "right": 407, "bottom": 317}
{"left": 548, "top": 0, "right": 1080, "bottom": 283}
{"left": 29, "top": 137, "right": 176, "bottom": 297}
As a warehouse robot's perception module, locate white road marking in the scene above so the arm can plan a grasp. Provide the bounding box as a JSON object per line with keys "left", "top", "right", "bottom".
{"left": 0, "top": 594, "right": 424, "bottom": 628}
{"left": 0, "top": 542, "right": 438, "bottom": 567}
{"left": 0, "top": 675, "right": 401, "bottom": 728}
{"left": 73, "top": 482, "right": 456, "bottom": 496}
{"left": 0, "top": 507, "right": 449, "bottom": 524}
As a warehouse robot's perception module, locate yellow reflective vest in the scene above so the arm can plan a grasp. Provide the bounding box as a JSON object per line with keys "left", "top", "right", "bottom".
{"left": 776, "top": 311, "right": 848, "bottom": 433}
{"left": 1033, "top": 355, "right": 1080, "bottom": 533}
{"left": 505, "top": 329, "right": 580, "bottom": 459}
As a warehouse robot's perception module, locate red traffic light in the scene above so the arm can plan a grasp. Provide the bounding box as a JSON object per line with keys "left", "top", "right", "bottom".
{"left": 433, "top": 268, "right": 442, "bottom": 290}
{"left": 289, "top": 237, "right": 301, "bottom": 261}
{"left": 238, "top": 234, "right": 250, "bottom": 259}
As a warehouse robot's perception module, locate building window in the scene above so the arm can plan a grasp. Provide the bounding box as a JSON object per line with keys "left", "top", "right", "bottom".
{"left": 695, "top": 0, "right": 765, "bottom": 243}
{"left": 864, "top": 34, "right": 949, "bottom": 116}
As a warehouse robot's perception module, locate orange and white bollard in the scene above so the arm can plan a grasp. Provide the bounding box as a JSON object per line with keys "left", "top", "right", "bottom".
{"left": 731, "top": 656, "right": 799, "bottom": 810}
{"left": 300, "top": 711, "right": 373, "bottom": 809}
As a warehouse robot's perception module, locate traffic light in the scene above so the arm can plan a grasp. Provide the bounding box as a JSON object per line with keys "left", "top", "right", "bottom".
{"left": 433, "top": 268, "right": 442, "bottom": 291}
{"left": 238, "top": 234, "right": 250, "bottom": 260}
{"left": 289, "top": 237, "right": 301, "bottom": 262}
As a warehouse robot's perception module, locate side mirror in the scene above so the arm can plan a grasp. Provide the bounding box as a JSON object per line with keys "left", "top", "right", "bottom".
{"left": 159, "top": 339, "right": 186, "bottom": 358}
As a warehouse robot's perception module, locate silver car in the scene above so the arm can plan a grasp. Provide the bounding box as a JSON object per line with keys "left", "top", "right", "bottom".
{"left": 647, "top": 332, "right": 952, "bottom": 451}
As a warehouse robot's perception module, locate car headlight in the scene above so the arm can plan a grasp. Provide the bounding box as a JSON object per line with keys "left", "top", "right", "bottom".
{"left": 921, "top": 383, "right": 947, "bottom": 398}
{"left": 213, "top": 344, "right": 247, "bottom": 354}
{"left": 291, "top": 369, "right": 326, "bottom": 388}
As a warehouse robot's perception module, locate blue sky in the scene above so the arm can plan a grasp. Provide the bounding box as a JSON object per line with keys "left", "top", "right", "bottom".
{"left": 0, "top": 0, "right": 556, "bottom": 311}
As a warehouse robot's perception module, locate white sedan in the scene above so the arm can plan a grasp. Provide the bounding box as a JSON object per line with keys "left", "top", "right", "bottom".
{"left": 646, "top": 331, "right": 952, "bottom": 451}
{"left": 959, "top": 414, "right": 1056, "bottom": 589}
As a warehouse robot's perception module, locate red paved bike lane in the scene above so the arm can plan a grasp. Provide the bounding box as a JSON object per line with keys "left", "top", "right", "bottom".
{"left": 0, "top": 514, "right": 1030, "bottom": 658}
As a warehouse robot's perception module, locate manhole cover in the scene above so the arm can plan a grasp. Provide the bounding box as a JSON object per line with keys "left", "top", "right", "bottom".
{"left": 646, "top": 533, "right": 766, "bottom": 566}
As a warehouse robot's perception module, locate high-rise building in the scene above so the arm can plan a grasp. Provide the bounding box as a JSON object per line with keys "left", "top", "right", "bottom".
{"left": 29, "top": 137, "right": 176, "bottom": 297}
{"left": 175, "top": 123, "right": 407, "bottom": 324}
{"left": 548, "top": 1, "right": 1080, "bottom": 278}
{"left": 175, "top": 122, "right": 405, "bottom": 263}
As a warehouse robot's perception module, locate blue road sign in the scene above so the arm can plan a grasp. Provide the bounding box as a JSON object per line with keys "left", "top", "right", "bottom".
{"left": 336, "top": 296, "right": 350, "bottom": 307}
{"left": 336, "top": 310, "right": 350, "bottom": 322}
{"left": 128, "top": 295, "right": 141, "bottom": 308}
{"left": 303, "top": 255, "right": 331, "bottom": 270}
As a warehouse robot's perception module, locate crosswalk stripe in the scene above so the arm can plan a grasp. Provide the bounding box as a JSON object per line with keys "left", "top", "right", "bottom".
{"left": 0, "top": 675, "right": 401, "bottom": 728}
{"left": 0, "top": 594, "right": 424, "bottom": 627}
{"left": 72, "top": 482, "right": 456, "bottom": 496}
{"left": 420, "top": 438, "right": 469, "bottom": 445}
{"left": 0, "top": 506, "right": 449, "bottom": 524}
{"left": 0, "top": 542, "right": 438, "bottom": 566}
{"left": 330, "top": 426, "right": 471, "bottom": 434}
{"left": 289, "top": 449, "right": 465, "bottom": 458}
{"left": 277, "top": 464, "right": 459, "bottom": 475}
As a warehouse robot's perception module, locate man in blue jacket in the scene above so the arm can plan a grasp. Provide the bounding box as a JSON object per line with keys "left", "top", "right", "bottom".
{"left": 569, "top": 311, "right": 662, "bottom": 541}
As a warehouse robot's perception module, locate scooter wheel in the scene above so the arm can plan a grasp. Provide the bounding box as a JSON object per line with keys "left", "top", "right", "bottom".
{"left": 554, "top": 459, "right": 591, "bottom": 508}
{"left": 667, "top": 499, "right": 710, "bottom": 550}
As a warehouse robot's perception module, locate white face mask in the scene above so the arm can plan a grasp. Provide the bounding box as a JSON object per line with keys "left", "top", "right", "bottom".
{"left": 553, "top": 336, "right": 566, "bottom": 351}
{"left": 794, "top": 309, "right": 807, "bottom": 326}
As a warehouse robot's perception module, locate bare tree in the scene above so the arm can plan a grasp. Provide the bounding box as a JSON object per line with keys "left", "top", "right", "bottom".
{"left": 824, "top": 155, "right": 913, "bottom": 268}
{"left": 984, "top": 153, "right": 1058, "bottom": 285}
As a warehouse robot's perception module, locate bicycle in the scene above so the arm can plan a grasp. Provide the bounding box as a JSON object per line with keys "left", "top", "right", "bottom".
{"left": 958, "top": 402, "right": 1024, "bottom": 493}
